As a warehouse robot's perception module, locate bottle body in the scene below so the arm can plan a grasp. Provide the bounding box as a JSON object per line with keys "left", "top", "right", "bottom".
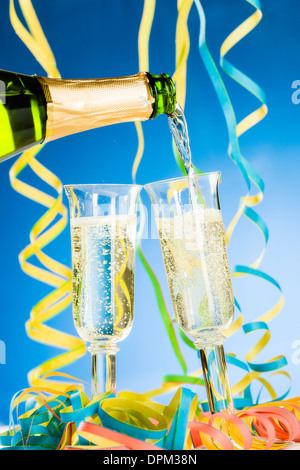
{"left": 0, "top": 70, "right": 47, "bottom": 161}
{"left": 0, "top": 70, "right": 176, "bottom": 162}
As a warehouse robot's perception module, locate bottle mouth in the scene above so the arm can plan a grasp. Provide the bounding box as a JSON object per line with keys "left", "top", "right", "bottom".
{"left": 146, "top": 72, "right": 176, "bottom": 118}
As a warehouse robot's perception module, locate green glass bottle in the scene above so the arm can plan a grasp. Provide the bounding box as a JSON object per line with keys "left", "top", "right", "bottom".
{"left": 0, "top": 70, "right": 176, "bottom": 163}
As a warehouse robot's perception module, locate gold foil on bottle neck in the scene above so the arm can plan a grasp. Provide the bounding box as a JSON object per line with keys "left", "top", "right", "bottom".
{"left": 37, "top": 72, "right": 154, "bottom": 141}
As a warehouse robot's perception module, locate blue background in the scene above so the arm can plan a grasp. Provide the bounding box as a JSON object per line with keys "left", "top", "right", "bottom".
{"left": 0, "top": 0, "right": 299, "bottom": 423}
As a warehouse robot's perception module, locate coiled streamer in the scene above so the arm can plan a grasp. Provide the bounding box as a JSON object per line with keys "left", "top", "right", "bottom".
{"left": 9, "top": 0, "right": 85, "bottom": 389}
{"left": 1, "top": 372, "right": 300, "bottom": 450}
{"left": 194, "top": 0, "right": 288, "bottom": 403}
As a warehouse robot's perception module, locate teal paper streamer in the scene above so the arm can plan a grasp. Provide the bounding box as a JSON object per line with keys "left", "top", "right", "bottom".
{"left": 1, "top": 446, "right": 51, "bottom": 450}
{"left": 194, "top": 0, "right": 288, "bottom": 394}
{"left": 161, "top": 388, "right": 197, "bottom": 450}
{"left": 4, "top": 387, "right": 199, "bottom": 449}
{"left": 60, "top": 398, "right": 99, "bottom": 423}
{"left": 70, "top": 391, "right": 89, "bottom": 445}
{"left": 162, "top": 409, "right": 179, "bottom": 450}
{"left": 1, "top": 392, "right": 74, "bottom": 448}
{"left": 194, "top": 0, "right": 250, "bottom": 189}
{"left": 242, "top": 321, "right": 288, "bottom": 372}
{"left": 243, "top": 205, "right": 269, "bottom": 243}
{"left": 171, "top": 388, "right": 197, "bottom": 449}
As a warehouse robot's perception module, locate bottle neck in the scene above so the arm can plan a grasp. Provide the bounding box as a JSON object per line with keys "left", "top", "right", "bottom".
{"left": 146, "top": 73, "right": 176, "bottom": 118}
{"left": 37, "top": 72, "right": 175, "bottom": 142}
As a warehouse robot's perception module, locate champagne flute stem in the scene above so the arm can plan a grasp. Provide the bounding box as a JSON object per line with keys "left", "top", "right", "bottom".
{"left": 91, "top": 351, "right": 117, "bottom": 398}
{"left": 199, "top": 345, "right": 234, "bottom": 414}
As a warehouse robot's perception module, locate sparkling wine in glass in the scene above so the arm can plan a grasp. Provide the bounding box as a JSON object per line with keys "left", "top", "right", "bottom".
{"left": 145, "top": 173, "right": 235, "bottom": 413}
{"left": 65, "top": 184, "right": 142, "bottom": 397}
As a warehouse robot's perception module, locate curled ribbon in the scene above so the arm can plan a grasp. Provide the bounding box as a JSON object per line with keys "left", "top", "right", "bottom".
{"left": 1, "top": 373, "right": 300, "bottom": 450}
{"left": 9, "top": 0, "right": 85, "bottom": 388}
{"left": 191, "top": 0, "right": 289, "bottom": 402}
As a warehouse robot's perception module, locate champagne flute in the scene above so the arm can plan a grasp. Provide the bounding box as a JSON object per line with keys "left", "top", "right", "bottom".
{"left": 145, "top": 172, "right": 235, "bottom": 413}
{"left": 65, "top": 184, "right": 142, "bottom": 397}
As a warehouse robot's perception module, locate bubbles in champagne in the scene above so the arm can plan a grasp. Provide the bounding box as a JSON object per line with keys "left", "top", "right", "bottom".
{"left": 70, "top": 215, "right": 136, "bottom": 344}
{"left": 156, "top": 208, "right": 234, "bottom": 345}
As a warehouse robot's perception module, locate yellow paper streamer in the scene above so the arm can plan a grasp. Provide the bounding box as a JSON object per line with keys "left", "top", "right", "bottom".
{"left": 131, "top": 0, "right": 156, "bottom": 182}
{"left": 172, "top": 0, "right": 194, "bottom": 109}
{"left": 3, "top": 373, "right": 300, "bottom": 450}
{"left": 9, "top": 0, "right": 85, "bottom": 389}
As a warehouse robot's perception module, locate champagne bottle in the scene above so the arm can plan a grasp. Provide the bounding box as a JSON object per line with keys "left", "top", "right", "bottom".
{"left": 0, "top": 70, "right": 176, "bottom": 162}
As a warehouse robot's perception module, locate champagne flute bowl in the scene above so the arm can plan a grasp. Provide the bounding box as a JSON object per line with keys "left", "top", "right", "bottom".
{"left": 65, "top": 183, "right": 142, "bottom": 398}
{"left": 145, "top": 172, "right": 235, "bottom": 413}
